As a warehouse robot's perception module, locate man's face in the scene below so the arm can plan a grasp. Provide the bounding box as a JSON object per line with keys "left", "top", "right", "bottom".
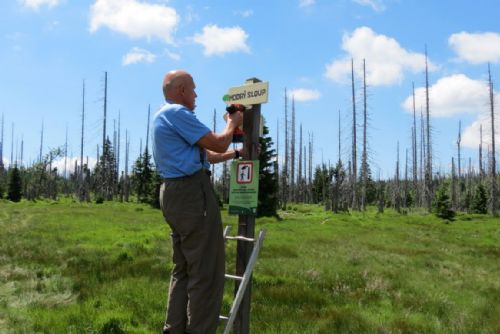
{"left": 180, "top": 76, "right": 197, "bottom": 111}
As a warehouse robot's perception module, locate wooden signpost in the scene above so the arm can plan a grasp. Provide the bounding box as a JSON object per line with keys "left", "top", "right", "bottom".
{"left": 225, "top": 77, "right": 268, "bottom": 334}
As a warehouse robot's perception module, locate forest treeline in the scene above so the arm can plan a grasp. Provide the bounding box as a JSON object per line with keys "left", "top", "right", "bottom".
{"left": 1, "top": 58, "right": 498, "bottom": 219}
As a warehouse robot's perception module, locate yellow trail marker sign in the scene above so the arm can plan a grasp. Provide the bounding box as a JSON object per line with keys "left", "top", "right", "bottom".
{"left": 223, "top": 81, "right": 269, "bottom": 105}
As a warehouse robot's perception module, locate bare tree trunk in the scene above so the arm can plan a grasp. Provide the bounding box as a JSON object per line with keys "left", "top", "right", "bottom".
{"left": 420, "top": 109, "right": 425, "bottom": 207}
{"left": 298, "top": 123, "right": 302, "bottom": 202}
{"left": 404, "top": 148, "right": 408, "bottom": 208}
{"left": 117, "top": 111, "right": 121, "bottom": 179}
{"left": 276, "top": 118, "right": 280, "bottom": 206}
{"left": 283, "top": 88, "right": 289, "bottom": 209}
{"left": 457, "top": 120, "right": 462, "bottom": 210}
{"left": 102, "top": 71, "right": 108, "bottom": 154}
{"left": 424, "top": 48, "right": 433, "bottom": 213}
{"left": 351, "top": 58, "right": 358, "bottom": 210}
{"left": 488, "top": 63, "right": 497, "bottom": 216}
{"left": 412, "top": 82, "right": 418, "bottom": 202}
{"left": 395, "top": 142, "right": 401, "bottom": 213}
{"left": 451, "top": 157, "right": 457, "bottom": 209}
{"left": 79, "top": 81, "right": 85, "bottom": 201}
{"left": 479, "top": 123, "right": 484, "bottom": 181}
{"left": 124, "top": 130, "right": 130, "bottom": 202}
{"left": 291, "top": 96, "right": 296, "bottom": 202}
{"left": 360, "top": 59, "right": 368, "bottom": 211}
{"left": 309, "top": 133, "right": 313, "bottom": 203}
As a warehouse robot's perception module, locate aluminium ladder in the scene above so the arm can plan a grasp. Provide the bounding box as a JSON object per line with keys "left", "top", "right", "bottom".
{"left": 219, "top": 226, "right": 266, "bottom": 334}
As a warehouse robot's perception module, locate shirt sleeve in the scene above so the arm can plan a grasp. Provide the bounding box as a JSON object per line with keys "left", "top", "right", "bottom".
{"left": 169, "top": 107, "right": 211, "bottom": 145}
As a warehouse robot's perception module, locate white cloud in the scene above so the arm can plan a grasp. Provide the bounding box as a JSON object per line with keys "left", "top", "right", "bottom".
{"left": 402, "top": 74, "right": 490, "bottom": 118}
{"left": 299, "top": 0, "right": 315, "bottom": 7}
{"left": 288, "top": 88, "right": 321, "bottom": 102}
{"left": 325, "top": 26, "right": 437, "bottom": 86}
{"left": 19, "top": 0, "right": 59, "bottom": 10}
{"left": 352, "top": 0, "right": 385, "bottom": 12}
{"left": 89, "top": 0, "right": 179, "bottom": 44}
{"left": 449, "top": 31, "right": 500, "bottom": 64}
{"left": 164, "top": 49, "right": 180, "bottom": 61}
{"left": 461, "top": 115, "right": 500, "bottom": 149}
{"left": 234, "top": 9, "right": 253, "bottom": 17}
{"left": 193, "top": 24, "right": 250, "bottom": 56}
{"left": 122, "top": 47, "right": 156, "bottom": 65}
{"left": 53, "top": 157, "right": 98, "bottom": 175}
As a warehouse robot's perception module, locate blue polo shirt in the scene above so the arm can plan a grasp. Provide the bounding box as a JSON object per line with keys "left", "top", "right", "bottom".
{"left": 152, "top": 101, "right": 211, "bottom": 178}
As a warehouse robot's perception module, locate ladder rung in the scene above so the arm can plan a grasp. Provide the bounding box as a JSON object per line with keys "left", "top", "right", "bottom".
{"left": 225, "top": 274, "right": 243, "bottom": 281}
{"left": 225, "top": 235, "right": 255, "bottom": 242}
{"left": 219, "top": 315, "right": 229, "bottom": 321}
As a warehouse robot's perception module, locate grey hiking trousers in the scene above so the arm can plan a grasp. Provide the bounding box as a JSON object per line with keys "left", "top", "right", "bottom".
{"left": 160, "top": 169, "right": 225, "bottom": 334}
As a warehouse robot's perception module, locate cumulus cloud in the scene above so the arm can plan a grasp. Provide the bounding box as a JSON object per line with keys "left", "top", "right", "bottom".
{"left": 288, "top": 88, "right": 321, "bottom": 102}
{"left": 461, "top": 115, "right": 500, "bottom": 149}
{"left": 193, "top": 24, "right": 250, "bottom": 56}
{"left": 325, "top": 26, "right": 437, "bottom": 86}
{"left": 299, "top": 0, "right": 315, "bottom": 7}
{"left": 449, "top": 31, "right": 500, "bottom": 64}
{"left": 19, "top": 0, "right": 59, "bottom": 10}
{"left": 402, "top": 74, "right": 490, "bottom": 118}
{"left": 122, "top": 47, "right": 156, "bottom": 65}
{"left": 89, "top": 0, "right": 179, "bottom": 44}
{"left": 352, "top": 0, "right": 385, "bottom": 12}
{"left": 52, "top": 157, "right": 98, "bottom": 175}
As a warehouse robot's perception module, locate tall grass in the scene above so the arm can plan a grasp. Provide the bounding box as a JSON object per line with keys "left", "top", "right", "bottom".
{"left": 1, "top": 199, "right": 499, "bottom": 333}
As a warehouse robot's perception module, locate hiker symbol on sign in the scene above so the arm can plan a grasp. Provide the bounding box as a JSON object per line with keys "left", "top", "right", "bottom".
{"left": 236, "top": 162, "right": 253, "bottom": 184}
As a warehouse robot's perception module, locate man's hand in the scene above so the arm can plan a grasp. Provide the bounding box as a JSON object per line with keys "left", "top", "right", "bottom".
{"left": 227, "top": 110, "right": 243, "bottom": 129}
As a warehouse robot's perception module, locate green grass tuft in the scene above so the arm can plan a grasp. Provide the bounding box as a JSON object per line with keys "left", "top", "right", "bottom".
{"left": 0, "top": 200, "right": 499, "bottom": 333}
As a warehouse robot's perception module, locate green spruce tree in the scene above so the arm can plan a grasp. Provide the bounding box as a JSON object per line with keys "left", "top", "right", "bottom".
{"left": 471, "top": 183, "right": 488, "bottom": 214}
{"left": 257, "top": 125, "right": 278, "bottom": 217}
{"left": 433, "top": 181, "right": 455, "bottom": 221}
{"left": 93, "top": 139, "right": 117, "bottom": 201}
{"left": 7, "top": 165, "right": 22, "bottom": 202}
{"left": 131, "top": 148, "right": 155, "bottom": 204}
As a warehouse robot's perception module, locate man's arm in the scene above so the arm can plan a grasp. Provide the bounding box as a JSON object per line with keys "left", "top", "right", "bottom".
{"left": 196, "top": 111, "right": 242, "bottom": 153}
{"left": 206, "top": 149, "right": 240, "bottom": 163}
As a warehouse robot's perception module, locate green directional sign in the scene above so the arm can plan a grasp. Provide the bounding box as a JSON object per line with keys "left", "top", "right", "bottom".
{"left": 228, "top": 160, "right": 260, "bottom": 215}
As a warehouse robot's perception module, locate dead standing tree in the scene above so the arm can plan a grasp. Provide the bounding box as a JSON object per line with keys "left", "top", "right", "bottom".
{"left": 424, "top": 48, "right": 433, "bottom": 213}
{"left": 281, "top": 88, "right": 289, "bottom": 209}
{"left": 457, "top": 120, "right": 462, "bottom": 210}
{"left": 78, "top": 80, "right": 87, "bottom": 201}
{"left": 412, "top": 82, "right": 418, "bottom": 204}
{"left": 360, "top": 59, "right": 370, "bottom": 211}
{"left": 488, "top": 64, "right": 497, "bottom": 216}
{"left": 351, "top": 58, "right": 359, "bottom": 210}
{"left": 291, "top": 95, "right": 296, "bottom": 202}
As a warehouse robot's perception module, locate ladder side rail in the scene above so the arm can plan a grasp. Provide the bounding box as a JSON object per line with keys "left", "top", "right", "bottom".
{"left": 223, "top": 229, "right": 266, "bottom": 334}
{"left": 223, "top": 225, "right": 232, "bottom": 240}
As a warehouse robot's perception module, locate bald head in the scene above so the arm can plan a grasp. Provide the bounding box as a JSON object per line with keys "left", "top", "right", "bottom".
{"left": 162, "top": 70, "right": 191, "bottom": 100}
{"left": 162, "top": 70, "right": 197, "bottom": 110}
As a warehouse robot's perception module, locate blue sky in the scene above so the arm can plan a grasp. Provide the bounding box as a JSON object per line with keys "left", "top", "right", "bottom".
{"left": 1, "top": 0, "right": 499, "bottom": 179}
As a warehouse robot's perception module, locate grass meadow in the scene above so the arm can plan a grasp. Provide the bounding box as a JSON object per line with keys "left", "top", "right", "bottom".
{"left": 0, "top": 199, "right": 499, "bottom": 333}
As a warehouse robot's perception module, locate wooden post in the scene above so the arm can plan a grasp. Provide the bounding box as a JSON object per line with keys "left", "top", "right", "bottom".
{"left": 234, "top": 77, "right": 262, "bottom": 334}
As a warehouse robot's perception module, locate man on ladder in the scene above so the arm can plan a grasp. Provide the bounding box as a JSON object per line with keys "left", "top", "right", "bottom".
{"left": 153, "top": 69, "right": 243, "bottom": 334}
